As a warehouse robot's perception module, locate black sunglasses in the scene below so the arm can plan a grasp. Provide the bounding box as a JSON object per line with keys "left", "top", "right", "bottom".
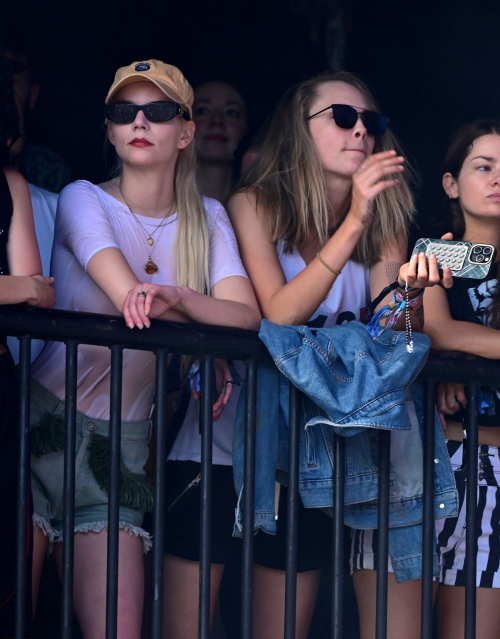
{"left": 104, "top": 101, "right": 190, "bottom": 124}
{"left": 307, "top": 104, "right": 389, "bottom": 137}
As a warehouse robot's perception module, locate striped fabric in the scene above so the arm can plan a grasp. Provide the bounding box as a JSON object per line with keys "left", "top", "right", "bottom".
{"left": 350, "top": 442, "right": 500, "bottom": 588}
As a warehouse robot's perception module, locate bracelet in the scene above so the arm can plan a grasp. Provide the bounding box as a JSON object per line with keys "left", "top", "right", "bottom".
{"left": 316, "top": 253, "right": 342, "bottom": 276}
{"left": 394, "top": 288, "right": 425, "bottom": 306}
{"left": 397, "top": 278, "right": 421, "bottom": 292}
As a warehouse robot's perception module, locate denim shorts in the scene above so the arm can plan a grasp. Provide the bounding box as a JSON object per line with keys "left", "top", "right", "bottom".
{"left": 30, "top": 379, "right": 153, "bottom": 552}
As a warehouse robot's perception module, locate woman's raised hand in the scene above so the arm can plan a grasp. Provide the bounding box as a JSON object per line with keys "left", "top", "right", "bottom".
{"left": 398, "top": 233, "right": 454, "bottom": 289}
{"left": 123, "top": 283, "right": 182, "bottom": 329}
{"left": 348, "top": 150, "right": 405, "bottom": 229}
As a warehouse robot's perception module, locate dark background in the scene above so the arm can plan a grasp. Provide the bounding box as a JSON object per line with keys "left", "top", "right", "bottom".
{"left": 6, "top": 0, "right": 500, "bottom": 235}
{"left": 5, "top": 1, "right": 500, "bottom": 636}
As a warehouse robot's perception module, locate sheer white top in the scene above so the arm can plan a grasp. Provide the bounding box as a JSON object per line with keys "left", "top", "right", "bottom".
{"left": 32, "top": 180, "right": 248, "bottom": 421}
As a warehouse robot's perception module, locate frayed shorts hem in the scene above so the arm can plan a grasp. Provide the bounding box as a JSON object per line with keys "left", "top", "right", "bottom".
{"left": 33, "top": 512, "right": 152, "bottom": 553}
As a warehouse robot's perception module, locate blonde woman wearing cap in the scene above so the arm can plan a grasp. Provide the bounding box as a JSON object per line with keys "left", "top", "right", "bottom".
{"left": 29, "top": 59, "right": 259, "bottom": 638}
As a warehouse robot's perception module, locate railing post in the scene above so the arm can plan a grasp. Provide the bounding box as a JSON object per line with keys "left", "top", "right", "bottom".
{"left": 151, "top": 350, "right": 169, "bottom": 639}
{"left": 106, "top": 346, "right": 123, "bottom": 639}
{"left": 241, "top": 361, "right": 257, "bottom": 639}
{"left": 199, "top": 356, "right": 214, "bottom": 639}
{"left": 375, "top": 430, "right": 391, "bottom": 639}
{"left": 61, "top": 341, "right": 78, "bottom": 639}
{"left": 331, "top": 433, "right": 345, "bottom": 639}
{"left": 421, "top": 379, "right": 436, "bottom": 639}
{"left": 15, "top": 336, "right": 31, "bottom": 639}
{"left": 465, "top": 384, "right": 479, "bottom": 639}
{"left": 284, "top": 382, "right": 300, "bottom": 639}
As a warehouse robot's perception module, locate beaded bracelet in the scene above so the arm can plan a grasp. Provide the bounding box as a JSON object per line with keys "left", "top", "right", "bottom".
{"left": 366, "top": 284, "right": 424, "bottom": 353}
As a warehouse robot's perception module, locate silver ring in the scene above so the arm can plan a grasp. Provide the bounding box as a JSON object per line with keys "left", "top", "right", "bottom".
{"left": 225, "top": 380, "right": 235, "bottom": 386}
{"left": 138, "top": 291, "right": 147, "bottom": 298}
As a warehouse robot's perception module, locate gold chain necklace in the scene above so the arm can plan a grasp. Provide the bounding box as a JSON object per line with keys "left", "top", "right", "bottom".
{"left": 117, "top": 181, "right": 176, "bottom": 274}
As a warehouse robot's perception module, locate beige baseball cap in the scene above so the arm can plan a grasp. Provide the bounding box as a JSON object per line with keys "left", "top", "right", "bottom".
{"left": 105, "top": 60, "right": 194, "bottom": 119}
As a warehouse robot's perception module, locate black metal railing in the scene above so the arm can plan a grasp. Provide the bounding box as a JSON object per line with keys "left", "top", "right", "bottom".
{"left": 0, "top": 305, "right": 495, "bottom": 639}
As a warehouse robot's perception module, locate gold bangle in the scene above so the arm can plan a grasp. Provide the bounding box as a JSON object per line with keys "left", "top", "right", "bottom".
{"left": 316, "top": 252, "right": 342, "bottom": 276}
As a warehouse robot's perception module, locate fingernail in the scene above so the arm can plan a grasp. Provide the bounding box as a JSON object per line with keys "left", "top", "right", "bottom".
{"left": 127, "top": 323, "right": 133, "bottom": 329}
{"left": 145, "top": 310, "right": 149, "bottom": 316}
{"left": 390, "top": 150, "right": 397, "bottom": 154}
{"left": 138, "top": 324, "right": 143, "bottom": 330}
{"left": 430, "top": 253, "right": 435, "bottom": 259}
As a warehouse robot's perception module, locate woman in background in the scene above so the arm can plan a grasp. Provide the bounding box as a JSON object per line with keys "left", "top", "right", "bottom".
{"left": 0, "top": 52, "right": 55, "bottom": 638}
{"left": 193, "top": 80, "right": 247, "bottom": 206}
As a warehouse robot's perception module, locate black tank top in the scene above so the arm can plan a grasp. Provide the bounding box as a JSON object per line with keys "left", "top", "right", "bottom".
{"left": 445, "top": 267, "right": 500, "bottom": 426}
{"left": 0, "top": 170, "right": 13, "bottom": 347}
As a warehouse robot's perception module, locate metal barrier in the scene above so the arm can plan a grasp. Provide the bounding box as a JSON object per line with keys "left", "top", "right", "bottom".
{"left": 0, "top": 305, "right": 493, "bottom": 639}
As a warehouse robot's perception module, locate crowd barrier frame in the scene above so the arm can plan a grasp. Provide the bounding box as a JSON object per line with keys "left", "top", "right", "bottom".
{"left": 0, "top": 305, "right": 493, "bottom": 639}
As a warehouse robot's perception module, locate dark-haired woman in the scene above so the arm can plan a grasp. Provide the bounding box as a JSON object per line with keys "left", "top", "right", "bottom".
{"left": 425, "top": 120, "right": 500, "bottom": 639}
{"left": 0, "top": 53, "right": 55, "bottom": 638}
{"left": 352, "top": 120, "right": 500, "bottom": 639}
{"left": 229, "top": 71, "right": 449, "bottom": 639}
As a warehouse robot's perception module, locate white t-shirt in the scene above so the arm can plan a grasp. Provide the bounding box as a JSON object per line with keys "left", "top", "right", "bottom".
{"left": 8, "top": 184, "right": 58, "bottom": 364}
{"left": 31, "top": 180, "right": 248, "bottom": 422}
{"left": 168, "top": 239, "right": 371, "bottom": 466}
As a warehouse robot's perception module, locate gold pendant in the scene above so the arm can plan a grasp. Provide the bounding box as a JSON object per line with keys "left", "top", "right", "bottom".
{"left": 147, "top": 237, "right": 154, "bottom": 246}
{"left": 144, "top": 257, "right": 158, "bottom": 274}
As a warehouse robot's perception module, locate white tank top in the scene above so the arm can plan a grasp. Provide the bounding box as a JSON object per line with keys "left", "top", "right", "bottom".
{"left": 277, "top": 240, "right": 371, "bottom": 327}
{"left": 168, "top": 239, "right": 371, "bottom": 466}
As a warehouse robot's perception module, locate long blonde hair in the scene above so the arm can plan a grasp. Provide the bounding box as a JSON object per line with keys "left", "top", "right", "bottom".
{"left": 242, "top": 71, "right": 416, "bottom": 265}
{"left": 174, "top": 142, "right": 210, "bottom": 295}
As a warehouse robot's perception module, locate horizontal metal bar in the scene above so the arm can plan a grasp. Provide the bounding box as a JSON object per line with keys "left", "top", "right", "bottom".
{"left": 420, "top": 352, "right": 500, "bottom": 385}
{"left": 0, "top": 306, "right": 271, "bottom": 363}
{"left": 2, "top": 307, "right": 500, "bottom": 386}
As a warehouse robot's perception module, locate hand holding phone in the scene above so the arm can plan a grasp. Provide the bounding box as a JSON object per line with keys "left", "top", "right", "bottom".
{"left": 412, "top": 238, "right": 496, "bottom": 279}
{"left": 397, "top": 233, "right": 453, "bottom": 290}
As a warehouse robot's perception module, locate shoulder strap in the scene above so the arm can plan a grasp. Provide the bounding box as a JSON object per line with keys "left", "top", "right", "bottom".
{"left": 364, "top": 279, "right": 399, "bottom": 324}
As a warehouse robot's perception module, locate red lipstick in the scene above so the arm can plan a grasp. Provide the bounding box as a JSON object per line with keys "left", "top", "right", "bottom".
{"left": 129, "top": 138, "right": 153, "bottom": 147}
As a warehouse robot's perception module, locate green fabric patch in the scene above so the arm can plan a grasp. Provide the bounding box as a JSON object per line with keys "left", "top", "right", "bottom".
{"left": 30, "top": 412, "right": 65, "bottom": 458}
{"left": 88, "top": 434, "right": 154, "bottom": 513}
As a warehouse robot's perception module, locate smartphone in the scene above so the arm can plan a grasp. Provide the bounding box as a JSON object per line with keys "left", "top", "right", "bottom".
{"left": 412, "top": 238, "right": 496, "bottom": 279}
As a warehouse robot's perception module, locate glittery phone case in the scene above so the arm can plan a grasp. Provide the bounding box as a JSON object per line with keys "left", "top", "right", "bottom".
{"left": 412, "top": 238, "right": 496, "bottom": 279}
